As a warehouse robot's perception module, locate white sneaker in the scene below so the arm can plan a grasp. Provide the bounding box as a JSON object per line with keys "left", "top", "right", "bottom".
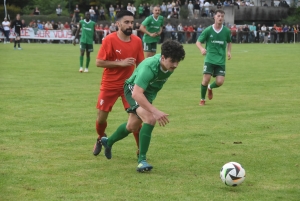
{"left": 79, "top": 67, "right": 83, "bottom": 73}
{"left": 84, "top": 68, "right": 89, "bottom": 73}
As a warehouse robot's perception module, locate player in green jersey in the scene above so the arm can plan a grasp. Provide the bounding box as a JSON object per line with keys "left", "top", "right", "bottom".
{"left": 140, "top": 5, "right": 164, "bottom": 58}
{"left": 100, "top": 40, "right": 185, "bottom": 172}
{"left": 73, "top": 12, "right": 98, "bottom": 73}
{"left": 196, "top": 9, "right": 232, "bottom": 106}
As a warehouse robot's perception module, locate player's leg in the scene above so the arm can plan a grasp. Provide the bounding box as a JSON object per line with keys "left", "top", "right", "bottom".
{"left": 120, "top": 91, "right": 141, "bottom": 157}
{"left": 207, "top": 65, "right": 226, "bottom": 100}
{"left": 93, "top": 90, "right": 119, "bottom": 156}
{"left": 200, "top": 62, "right": 212, "bottom": 105}
{"left": 79, "top": 43, "right": 85, "bottom": 72}
{"left": 16, "top": 33, "right": 21, "bottom": 49}
{"left": 101, "top": 113, "right": 142, "bottom": 159}
{"left": 84, "top": 44, "right": 93, "bottom": 72}
{"left": 135, "top": 106, "right": 156, "bottom": 172}
{"left": 143, "top": 42, "right": 156, "bottom": 58}
{"left": 14, "top": 33, "right": 18, "bottom": 49}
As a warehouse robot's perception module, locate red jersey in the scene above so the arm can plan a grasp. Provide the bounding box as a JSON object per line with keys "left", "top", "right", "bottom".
{"left": 97, "top": 32, "right": 144, "bottom": 91}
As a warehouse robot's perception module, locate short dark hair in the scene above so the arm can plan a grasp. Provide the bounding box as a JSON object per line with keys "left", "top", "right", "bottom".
{"left": 161, "top": 40, "right": 185, "bottom": 62}
{"left": 214, "top": 9, "right": 225, "bottom": 15}
{"left": 116, "top": 10, "right": 134, "bottom": 21}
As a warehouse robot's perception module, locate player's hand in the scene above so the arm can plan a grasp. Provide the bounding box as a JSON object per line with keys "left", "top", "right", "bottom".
{"left": 152, "top": 110, "right": 169, "bottom": 127}
{"left": 150, "top": 33, "right": 158, "bottom": 37}
{"left": 200, "top": 48, "right": 207, "bottom": 56}
{"left": 227, "top": 52, "right": 231, "bottom": 60}
{"left": 120, "top": 57, "right": 136, "bottom": 67}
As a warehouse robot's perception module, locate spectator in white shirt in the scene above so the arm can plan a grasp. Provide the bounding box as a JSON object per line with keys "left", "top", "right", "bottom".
{"left": 127, "top": 3, "right": 132, "bottom": 13}
{"left": 89, "top": 6, "right": 96, "bottom": 22}
{"left": 2, "top": 17, "right": 10, "bottom": 43}
{"left": 188, "top": 1, "right": 194, "bottom": 19}
{"left": 161, "top": 2, "right": 167, "bottom": 17}
{"left": 131, "top": 5, "right": 136, "bottom": 17}
{"left": 56, "top": 5, "right": 62, "bottom": 16}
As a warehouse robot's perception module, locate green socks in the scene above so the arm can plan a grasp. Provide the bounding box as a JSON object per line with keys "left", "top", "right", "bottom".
{"left": 106, "top": 122, "right": 155, "bottom": 162}
{"left": 86, "top": 57, "right": 90, "bottom": 68}
{"left": 80, "top": 56, "right": 83, "bottom": 67}
{"left": 138, "top": 123, "right": 154, "bottom": 163}
{"left": 201, "top": 84, "right": 208, "bottom": 100}
{"left": 201, "top": 82, "right": 220, "bottom": 100}
{"left": 209, "top": 82, "right": 219, "bottom": 89}
{"left": 107, "top": 123, "right": 131, "bottom": 147}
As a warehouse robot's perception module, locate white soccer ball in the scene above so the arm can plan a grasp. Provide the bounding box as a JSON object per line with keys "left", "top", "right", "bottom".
{"left": 220, "top": 162, "right": 246, "bottom": 186}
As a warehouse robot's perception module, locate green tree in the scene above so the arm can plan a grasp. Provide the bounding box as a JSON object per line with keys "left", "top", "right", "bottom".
{"left": 21, "top": 0, "right": 68, "bottom": 15}
{"left": 282, "top": 7, "right": 300, "bottom": 25}
{"left": 5, "top": 0, "right": 32, "bottom": 9}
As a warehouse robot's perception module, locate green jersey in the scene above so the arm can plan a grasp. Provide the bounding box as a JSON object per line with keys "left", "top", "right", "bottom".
{"left": 138, "top": 6, "right": 144, "bottom": 14}
{"left": 142, "top": 15, "right": 164, "bottom": 43}
{"left": 125, "top": 54, "right": 172, "bottom": 103}
{"left": 79, "top": 19, "right": 95, "bottom": 44}
{"left": 198, "top": 25, "right": 231, "bottom": 65}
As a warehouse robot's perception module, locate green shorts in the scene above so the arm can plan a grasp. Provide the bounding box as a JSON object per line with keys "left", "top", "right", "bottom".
{"left": 124, "top": 83, "right": 139, "bottom": 114}
{"left": 80, "top": 42, "right": 93, "bottom": 52}
{"left": 124, "top": 83, "right": 153, "bottom": 116}
{"left": 143, "top": 42, "right": 157, "bottom": 52}
{"left": 203, "top": 62, "right": 226, "bottom": 77}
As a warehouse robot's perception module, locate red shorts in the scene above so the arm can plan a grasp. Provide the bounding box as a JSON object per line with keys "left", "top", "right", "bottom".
{"left": 96, "top": 89, "right": 129, "bottom": 112}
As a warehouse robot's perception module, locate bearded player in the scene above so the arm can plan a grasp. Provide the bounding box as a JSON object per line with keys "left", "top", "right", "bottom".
{"left": 139, "top": 5, "right": 164, "bottom": 58}
{"left": 93, "top": 10, "right": 144, "bottom": 157}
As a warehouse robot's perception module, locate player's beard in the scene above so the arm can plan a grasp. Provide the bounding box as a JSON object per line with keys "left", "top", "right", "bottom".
{"left": 122, "top": 28, "right": 132, "bottom": 36}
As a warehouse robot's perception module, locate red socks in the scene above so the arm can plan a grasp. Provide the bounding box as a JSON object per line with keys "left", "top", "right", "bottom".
{"left": 96, "top": 121, "right": 107, "bottom": 139}
{"left": 133, "top": 124, "right": 142, "bottom": 149}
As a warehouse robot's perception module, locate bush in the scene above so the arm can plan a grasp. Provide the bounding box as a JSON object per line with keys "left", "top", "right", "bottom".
{"left": 21, "top": 15, "right": 72, "bottom": 24}
{"left": 0, "top": 5, "right": 22, "bottom": 19}
{"left": 179, "top": 6, "right": 189, "bottom": 19}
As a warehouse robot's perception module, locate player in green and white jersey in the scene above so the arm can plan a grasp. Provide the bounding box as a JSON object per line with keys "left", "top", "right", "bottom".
{"left": 73, "top": 12, "right": 98, "bottom": 73}
{"left": 140, "top": 5, "right": 164, "bottom": 58}
{"left": 100, "top": 40, "right": 185, "bottom": 172}
{"left": 196, "top": 9, "right": 232, "bottom": 106}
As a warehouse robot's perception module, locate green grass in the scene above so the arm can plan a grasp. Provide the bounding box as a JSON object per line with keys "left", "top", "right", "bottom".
{"left": 0, "top": 42, "right": 300, "bottom": 201}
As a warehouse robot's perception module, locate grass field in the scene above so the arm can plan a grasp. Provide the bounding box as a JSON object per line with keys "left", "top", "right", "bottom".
{"left": 0, "top": 42, "right": 300, "bottom": 201}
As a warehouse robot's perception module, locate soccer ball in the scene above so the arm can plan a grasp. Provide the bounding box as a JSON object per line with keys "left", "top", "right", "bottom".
{"left": 220, "top": 162, "right": 246, "bottom": 186}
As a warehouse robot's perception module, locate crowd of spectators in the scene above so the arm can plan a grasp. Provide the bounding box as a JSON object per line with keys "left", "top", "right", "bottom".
{"left": 79, "top": 0, "right": 292, "bottom": 22}
{"left": 230, "top": 23, "right": 299, "bottom": 43}
{"left": 1, "top": 1, "right": 298, "bottom": 44}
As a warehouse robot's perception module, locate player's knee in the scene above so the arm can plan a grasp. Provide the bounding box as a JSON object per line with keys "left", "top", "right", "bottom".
{"left": 126, "top": 123, "right": 139, "bottom": 133}
{"left": 143, "top": 117, "right": 156, "bottom": 126}
{"left": 216, "top": 79, "right": 225, "bottom": 86}
{"left": 96, "top": 115, "right": 107, "bottom": 124}
{"left": 202, "top": 80, "right": 210, "bottom": 86}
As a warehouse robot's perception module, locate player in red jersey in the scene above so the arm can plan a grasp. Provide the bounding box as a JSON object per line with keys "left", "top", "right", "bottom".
{"left": 93, "top": 10, "right": 144, "bottom": 157}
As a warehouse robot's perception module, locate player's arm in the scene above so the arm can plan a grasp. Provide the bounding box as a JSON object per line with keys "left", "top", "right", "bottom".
{"left": 156, "top": 26, "right": 163, "bottom": 35}
{"left": 73, "top": 23, "right": 81, "bottom": 46}
{"left": 96, "top": 58, "right": 136, "bottom": 68}
{"left": 139, "top": 24, "right": 157, "bottom": 37}
{"left": 132, "top": 84, "right": 169, "bottom": 127}
{"left": 196, "top": 41, "right": 206, "bottom": 55}
{"left": 227, "top": 42, "right": 232, "bottom": 60}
